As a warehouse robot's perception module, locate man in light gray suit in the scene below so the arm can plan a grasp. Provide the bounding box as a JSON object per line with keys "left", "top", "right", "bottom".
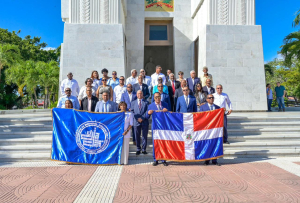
{"left": 95, "top": 92, "right": 117, "bottom": 112}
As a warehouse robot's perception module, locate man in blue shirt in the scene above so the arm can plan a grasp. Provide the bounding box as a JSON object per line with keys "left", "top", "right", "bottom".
{"left": 266, "top": 84, "right": 273, "bottom": 112}
{"left": 274, "top": 82, "right": 286, "bottom": 112}
{"left": 57, "top": 87, "right": 80, "bottom": 109}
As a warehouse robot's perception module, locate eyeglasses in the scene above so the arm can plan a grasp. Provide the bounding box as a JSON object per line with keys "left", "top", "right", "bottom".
{"left": 65, "top": 90, "right": 71, "bottom": 92}
{"left": 120, "top": 79, "right": 124, "bottom": 81}
{"left": 158, "top": 86, "right": 163, "bottom": 88}
{"left": 216, "top": 88, "right": 222, "bottom": 89}
{"left": 155, "top": 96, "right": 161, "bottom": 98}
{"left": 102, "top": 79, "right": 107, "bottom": 82}
{"left": 140, "top": 71, "right": 145, "bottom": 72}
{"left": 179, "top": 73, "right": 183, "bottom": 75}
{"left": 112, "top": 73, "right": 116, "bottom": 75}
{"left": 207, "top": 97, "right": 214, "bottom": 99}
{"left": 183, "top": 90, "right": 189, "bottom": 92}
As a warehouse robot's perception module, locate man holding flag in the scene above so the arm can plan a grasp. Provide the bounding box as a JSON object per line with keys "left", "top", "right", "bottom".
{"left": 147, "top": 92, "right": 169, "bottom": 166}
{"left": 200, "top": 94, "right": 221, "bottom": 166}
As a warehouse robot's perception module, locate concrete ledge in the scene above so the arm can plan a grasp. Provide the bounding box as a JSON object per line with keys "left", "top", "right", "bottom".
{"left": 0, "top": 109, "right": 51, "bottom": 115}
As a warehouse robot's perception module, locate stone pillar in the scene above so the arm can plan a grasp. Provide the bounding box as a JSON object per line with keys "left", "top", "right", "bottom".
{"left": 196, "top": 0, "right": 266, "bottom": 110}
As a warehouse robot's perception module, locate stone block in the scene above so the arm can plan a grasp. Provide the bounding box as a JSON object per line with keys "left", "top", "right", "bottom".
{"left": 236, "top": 101, "right": 252, "bottom": 110}
{"left": 210, "top": 59, "right": 227, "bottom": 67}
{"left": 228, "top": 58, "right": 243, "bottom": 67}
{"left": 252, "top": 101, "right": 267, "bottom": 110}
{"left": 235, "top": 67, "right": 251, "bottom": 76}
{"left": 227, "top": 42, "right": 243, "bottom": 50}
{"left": 234, "top": 34, "right": 250, "bottom": 43}
{"left": 208, "top": 25, "right": 227, "bottom": 34}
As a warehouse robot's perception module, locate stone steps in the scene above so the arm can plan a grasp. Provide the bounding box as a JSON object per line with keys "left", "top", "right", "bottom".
{"left": 0, "top": 111, "right": 300, "bottom": 162}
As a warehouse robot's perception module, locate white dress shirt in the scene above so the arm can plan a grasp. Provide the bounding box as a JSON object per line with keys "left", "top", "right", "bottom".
{"left": 155, "top": 102, "right": 162, "bottom": 110}
{"left": 184, "top": 95, "right": 189, "bottom": 106}
{"left": 126, "top": 76, "right": 138, "bottom": 85}
{"left": 151, "top": 73, "right": 166, "bottom": 87}
{"left": 128, "top": 93, "right": 133, "bottom": 102}
{"left": 60, "top": 78, "right": 80, "bottom": 97}
{"left": 78, "top": 86, "right": 96, "bottom": 100}
{"left": 213, "top": 92, "right": 232, "bottom": 110}
{"left": 113, "top": 85, "right": 126, "bottom": 103}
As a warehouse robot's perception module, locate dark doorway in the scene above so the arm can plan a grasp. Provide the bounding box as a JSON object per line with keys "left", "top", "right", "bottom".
{"left": 144, "top": 46, "right": 174, "bottom": 76}
{"left": 194, "top": 37, "right": 199, "bottom": 77}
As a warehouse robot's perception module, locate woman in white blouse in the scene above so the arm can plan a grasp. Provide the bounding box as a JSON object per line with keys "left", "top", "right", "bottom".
{"left": 78, "top": 78, "right": 97, "bottom": 106}
{"left": 119, "top": 102, "right": 133, "bottom": 165}
{"left": 91, "top": 70, "right": 101, "bottom": 89}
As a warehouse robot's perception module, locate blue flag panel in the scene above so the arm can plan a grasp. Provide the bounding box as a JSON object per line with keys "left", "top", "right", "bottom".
{"left": 51, "top": 108, "right": 125, "bottom": 165}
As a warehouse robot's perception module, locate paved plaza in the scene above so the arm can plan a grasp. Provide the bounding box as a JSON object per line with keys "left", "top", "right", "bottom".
{"left": 1, "top": 158, "right": 300, "bottom": 203}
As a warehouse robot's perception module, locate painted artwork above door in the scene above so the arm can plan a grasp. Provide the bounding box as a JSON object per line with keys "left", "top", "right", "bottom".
{"left": 145, "top": 0, "right": 174, "bottom": 12}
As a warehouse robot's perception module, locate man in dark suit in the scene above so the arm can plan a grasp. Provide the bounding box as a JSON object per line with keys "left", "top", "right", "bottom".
{"left": 200, "top": 94, "right": 221, "bottom": 166}
{"left": 166, "top": 73, "right": 180, "bottom": 111}
{"left": 174, "top": 80, "right": 193, "bottom": 109}
{"left": 151, "top": 83, "right": 171, "bottom": 111}
{"left": 80, "top": 87, "right": 98, "bottom": 112}
{"left": 176, "top": 86, "right": 197, "bottom": 113}
{"left": 121, "top": 84, "right": 137, "bottom": 111}
{"left": 133, "top": 75, "right": 150, "bottom": 100}
{"left": 203, "top": 79, "right": 215, "bottom": 95}
{"left": 131, "top": 90, "right": 149, "bottom": 155}
{"left": 186, "top": 70, "right": 201, "bottom": 92}
{"left": 147, "top": 92, "right": 169, "bottom": 166}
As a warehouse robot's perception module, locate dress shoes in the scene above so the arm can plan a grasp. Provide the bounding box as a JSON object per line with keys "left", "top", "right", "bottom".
{"left": 163, "top": 162, "right": 168, "bottom": 166}
{"left": 212, "top": 162, "right": 221, "bottom": 166}
{"left": 142, "top": 151, "right": 148, "bottom": 155}
{"left": 224, "top": 141, "right": 230, "bottom": 144}
{"left": 136, "top": 151, "right": 141, "bottom": 155}
{"left": 153, "top": 161, "right": 158, "bottom": 166}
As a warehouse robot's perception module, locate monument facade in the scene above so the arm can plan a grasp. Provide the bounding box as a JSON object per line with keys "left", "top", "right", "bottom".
{"left": 60, "top": 0, "right": 267, "bottom": 111}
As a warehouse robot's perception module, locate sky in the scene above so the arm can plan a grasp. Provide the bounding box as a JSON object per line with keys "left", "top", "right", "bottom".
{"left": 0, "top": 0, "right": 299, "bottom": 62}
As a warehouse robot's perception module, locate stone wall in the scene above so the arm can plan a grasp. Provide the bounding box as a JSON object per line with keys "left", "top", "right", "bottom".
{"left": 59, "top": 24, "right": 125, "bottom": 90}
{"left": 205, "top": 25, "right": 267, "bottom": 110}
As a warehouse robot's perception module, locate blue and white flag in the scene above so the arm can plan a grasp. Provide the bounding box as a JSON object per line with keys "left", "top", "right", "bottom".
{"left": 51, "top": 108, "right": 125, "bottom": 165}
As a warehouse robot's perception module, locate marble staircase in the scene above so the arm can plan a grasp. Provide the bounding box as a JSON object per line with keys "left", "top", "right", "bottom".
{"left": 0, "top": 110, "right": 300, "bottom": 162}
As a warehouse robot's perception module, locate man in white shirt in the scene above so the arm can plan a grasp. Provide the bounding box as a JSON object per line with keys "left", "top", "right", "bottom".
{"left": 113, "top": 76, "right": 127, "bottom": 104}
{"left": 213, "top": 84, "right": 232, "bottom": 144}
{"left": 151, "top": 65, "right": 166, "bottom": 87}
{"left": 60, "top": 72, "right": 80, "bottom": 97}
{"left": 140, "top": 69, "right": 151, "bottom": 95}
{"left": 126, "top": 69, "right": 138, "bottom": 85}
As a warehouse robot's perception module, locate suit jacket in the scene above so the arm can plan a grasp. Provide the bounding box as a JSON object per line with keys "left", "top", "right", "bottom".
{"left": 151, "top": 92, "right": 171, "bottom": 111}
{"left": 121, "top": 92, "right": 137, "bottom": 110}
{"left": 132, "top": 83, "right": 150, "bottom": 100}
{"left": 186, "top": 77, "right": 201, "bottom": 92}
{"left": 130, "top": 99, "right": 149, "bottom": 126}
{"left": 146, "top": 101, "right": 169, "bottom": 119}
{"left": 95, "top": 100, "right": 117, "bottom": 112}
{"left": 166, "top": 80, "right": 180, "bottom": 96}
{"left": 203, "top": 86, "right": 215, "bottom": 95}
{"left": 176, "top": 95, "right": 197, "bottom": 113}
{"left": 200, "top": 103, "right": 220, "bottom": 112}
{"left": 80, "top": 96, "right": 98, "bottom": 112}
{"left": 174, "top": 87, "right": 193, "bottom": 108}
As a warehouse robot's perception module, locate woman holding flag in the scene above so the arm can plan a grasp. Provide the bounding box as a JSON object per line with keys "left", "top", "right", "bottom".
{"left": 119, "top": 102, "right": 133, "bottom": 165}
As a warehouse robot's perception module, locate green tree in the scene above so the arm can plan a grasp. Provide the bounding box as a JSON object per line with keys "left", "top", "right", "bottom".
{"left": 280, "top": 32, "right": 300, "bottom": 67}
{"left": 36, "top": 61, "right": 59, "bottom": 108}
{"left": 293, "top": 9, "right": 300, "bottom": 27}
{"left": 0, "top": 44, "right": 21, "bottom": 82}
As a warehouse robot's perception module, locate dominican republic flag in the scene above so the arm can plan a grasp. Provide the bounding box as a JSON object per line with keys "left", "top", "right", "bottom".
{"left": 152, "top": 108, "right": 224, "bottom": 161}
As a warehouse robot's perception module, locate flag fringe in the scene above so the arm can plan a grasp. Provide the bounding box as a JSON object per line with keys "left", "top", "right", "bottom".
{"left": 155, "top": 155, "right": 224, "bottom": 162}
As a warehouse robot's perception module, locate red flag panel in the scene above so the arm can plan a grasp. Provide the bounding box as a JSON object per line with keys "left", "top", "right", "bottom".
{"left": 193, "top": 108, "right": 224, "bottom": 131}
{"left": 154, "top": 140, "right": 185, "bottom": 160}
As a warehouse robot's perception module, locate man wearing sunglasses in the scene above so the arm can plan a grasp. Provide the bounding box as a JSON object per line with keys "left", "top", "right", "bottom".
{"left": 176, "top": 86, "right": 197, "bottom": 113}
{"left": 147, "top": 92, "right": 169, "bottom": 166}
{"left": 213, "top": 84, "right": 232, "bottom": 144}
{"left": 57, "top": 87, "right": 80, "bottom": 109}
{"left": 199, "top": 94, "right": 221, "bottom": 166}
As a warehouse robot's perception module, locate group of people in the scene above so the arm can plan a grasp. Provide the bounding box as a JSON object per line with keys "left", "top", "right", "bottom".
{"left": 266, "top": 82, "right": 287, "bottom": 112}
{"left": 58, "top": 65, "right": 232, "bottom": 166}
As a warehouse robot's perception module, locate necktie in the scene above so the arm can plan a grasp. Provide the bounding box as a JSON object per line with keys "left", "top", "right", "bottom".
{"left": 172, "top": 81, "right": 175, "bottom": 93}
{"left": 157, "top": 104, "right": 161, "bottom": 110}
{"left": 210, "top": 105, "right": 213, "bottom": 111}
{"left": 139, "top": 100, "right": 142, "bottom": 110}
{"left": 185, "top": 97, "right": 188, "bottom": 106}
